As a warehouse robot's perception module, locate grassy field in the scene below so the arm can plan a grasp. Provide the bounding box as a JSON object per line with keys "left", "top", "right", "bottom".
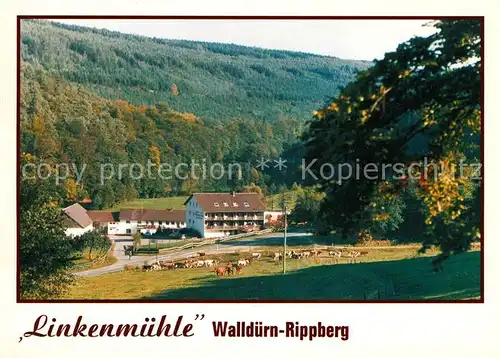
{"left": 106, "top": 196, "right": 189, "bottom": 210}
{"left": 64, "top": 247, "right": 481, "bottom": 300}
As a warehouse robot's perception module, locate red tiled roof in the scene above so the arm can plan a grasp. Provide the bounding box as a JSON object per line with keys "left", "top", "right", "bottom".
{"left": 62, "top": 215, "right": 80, "bottom": 228}
{"left": 87, "top": 211, "right": 119, "bottom": 223}
{"left": 184, "top": 192, "right": 266, "bottom": 213}
{"left": 62, "top": 203, "right": 92, "bottom": 228}
{"left": 119, "top": 209, "right": 185, "bottom": 222}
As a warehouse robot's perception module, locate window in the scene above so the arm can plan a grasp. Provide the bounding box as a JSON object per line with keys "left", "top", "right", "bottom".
{"left": 223, "top": 202, "right": 229, "bottom": 207}
{"left": 233, "top": 202, "right": 238, "bottom": 207}
{"left": 138, "top": 221, "right": 142, "bottom": 224}
{"left": 159, "top": 221, "right": 163, "bottom": 225}
{"left": 214, "top": 202, "right": 220, "bottom": 207}
{"left": 126, "top": 220, "right": 130, "bottom": 224}
{"left": 244, "top": 201, "right": 250, "bottom": 207}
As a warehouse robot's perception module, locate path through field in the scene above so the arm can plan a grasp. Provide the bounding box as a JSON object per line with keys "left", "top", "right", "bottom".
{"left": 75, "top": 231, "right": 312, "bottom": 277}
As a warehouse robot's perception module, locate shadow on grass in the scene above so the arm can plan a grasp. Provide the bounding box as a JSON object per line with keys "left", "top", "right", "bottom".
{"left": 143, "top": 251, "right": 481, "bottom": 301}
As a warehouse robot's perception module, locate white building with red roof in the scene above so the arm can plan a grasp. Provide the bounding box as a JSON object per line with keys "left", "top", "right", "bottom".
{"left": 107, "top": 208, "right": 186, "bottom": 235}
{"left": 62, "top": 203, "right": 94, "bottom": 237}
{"left": 184, "top": 192, "right": 267, "bottom": 238}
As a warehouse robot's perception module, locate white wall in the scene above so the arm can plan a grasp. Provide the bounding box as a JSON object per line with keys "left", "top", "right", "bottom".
{"left": 108, "top": 219, "right": 186, "bottom": 235}
{"left": 186, "top": 197, "right": 205, "bottom": 237}
{"left": 204, "top": 231, "right": 228, "bottom": 238}
{"left": 108, "top": 220, "right": 138, "bottom": 235}
{"left": 65, "top": 224, "right": 93, "bottom": 237}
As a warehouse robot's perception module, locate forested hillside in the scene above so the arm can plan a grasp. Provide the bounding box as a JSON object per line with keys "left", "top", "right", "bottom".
{"left": 20, "top": 19, "right": 371, "bottom": 122}
{"left": 21, "top": 62, "right": 304, "bottom": 208}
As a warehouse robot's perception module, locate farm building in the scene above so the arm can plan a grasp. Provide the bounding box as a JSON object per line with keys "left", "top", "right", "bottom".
{"left": 62, "top": 203, "right": 94, "bottom": 237}
{"left": 184, "top": 192, "right": 267, "bottom": 238}
{"left": 87, "top": 211, "right": 120, "bottom": 229}
{"left": 107, "top": 209, "right": 186, "bottom": 235}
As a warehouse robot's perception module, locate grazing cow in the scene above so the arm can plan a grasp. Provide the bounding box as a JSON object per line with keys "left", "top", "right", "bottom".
{"left": 235, "top": 265, "right": 242, "bottom": 274}
{"left": 143, "top": 264, "right": 153, "bottom": 271}
{"left": 214, "top": 266, "right": 226, "bottom": 278}
{"left": 329, "top": 250, "right": 342, "bottom": 264}
{"left": 160, "top": 262, "right": 175, "bottom": 270}
{"left": 144, "top": 262, "right": 161, "bottom": 271}
{"left": 198, "top": 252, "right": 206, "bottom": 257}
{"left": 346, "top": 251, "right": 361, "bottom": 263}
{"left": 196, "top": 260, "right": 205, "bottom": 268}
{"left": 311, "top": 250, "right": 321, "bottom": 257}
{"left": 204, "top": 259, "right": 215, "bottom": 267}
{"left": 226, "top": 265, "right": 234, "bottom": 275}
{"left": 251, "top": 252, "right": 262, "bottom": 260}
{"left": 238, "top": 259, "right": 250, "bottom": 267}
{"left": 174, "top": 262, "right": 185, "bottom": 269}
{"left": 273, "top": 252, "right": 282, "bottom": 261}
{"left": 301, "top": 251, "right": 311, "bottom": 259}
{"left": 291, "top": 251, "right": 301, "bottom": 259}
{"left": 225, "top": 261, "right": 233, "bottom": 275}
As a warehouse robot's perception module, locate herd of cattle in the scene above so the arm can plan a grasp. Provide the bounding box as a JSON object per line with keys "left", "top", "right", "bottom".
{"left": 142, "top": 251, "right": 261, "bottom": 274}
{"left": 273, "top": 249, "right": 367, "bottom": 263}
{"left": 142, "top": 249, "right": 368, "bottom": 276}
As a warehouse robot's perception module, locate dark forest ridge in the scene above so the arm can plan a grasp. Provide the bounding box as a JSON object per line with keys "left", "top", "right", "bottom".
{"left": 21, "top": 19, "right": 372, "bottom": 121}
{"left": 50, "top": 19, "right": 358, "bottom": 60}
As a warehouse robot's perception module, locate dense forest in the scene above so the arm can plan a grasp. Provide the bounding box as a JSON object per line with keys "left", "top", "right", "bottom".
{"left": 20, "top": 20, "right": 370, "bottom": 122}
{"left": 20, "top": 19, "right": 372, "bottom": 209}
{"left": 21, "top": 62, "right": 308, "bottom": 208}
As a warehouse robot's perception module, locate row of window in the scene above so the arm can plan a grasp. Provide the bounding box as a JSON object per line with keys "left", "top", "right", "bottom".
{"left": 213, "top": 201, "right": 250, "bottom": 207}
{"left": 124, "top": 220, "right": 179, "bottom": 225}
{"left": 188, "top": 198, "right": 250, "bottom": 208}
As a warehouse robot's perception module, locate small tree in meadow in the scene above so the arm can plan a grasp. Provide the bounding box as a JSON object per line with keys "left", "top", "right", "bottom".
{"left": 132, "top": 231, "right": 142, "bottom": 252}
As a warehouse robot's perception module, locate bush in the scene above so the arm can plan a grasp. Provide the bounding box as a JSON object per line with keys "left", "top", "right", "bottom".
{"left": 73, "top": 231, "right": 111, "bottom": 260}
{"left": 356, "top": 230, "right": 374, "bottom": 245}
{"left": 178, "top": 227, "right": 202, "bottom": 238}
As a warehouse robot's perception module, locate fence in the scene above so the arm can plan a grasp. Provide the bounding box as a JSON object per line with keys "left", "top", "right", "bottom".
{"left": 156, "top": 228, "right": 274, "bottom": 254}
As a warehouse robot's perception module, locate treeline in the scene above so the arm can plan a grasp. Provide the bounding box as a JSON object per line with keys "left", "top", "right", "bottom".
{"left": 21, "top": 62, "right": 304, "bottom": 209}
{"left": 20, "top": 19, "right": 371, "bottom": 122}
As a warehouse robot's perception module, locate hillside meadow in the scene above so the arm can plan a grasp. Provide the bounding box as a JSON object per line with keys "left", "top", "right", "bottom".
{"left": 63, "top": 247, "right": 481, "bottom": 300}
